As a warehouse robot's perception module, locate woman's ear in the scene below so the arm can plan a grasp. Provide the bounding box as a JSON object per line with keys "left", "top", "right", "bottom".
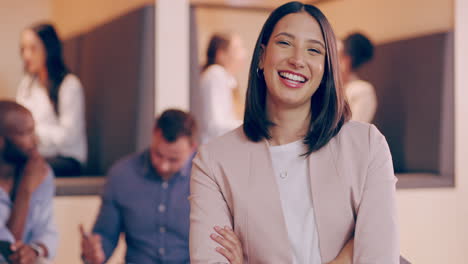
{"left": 258, "top": 44, "right": 266, "bottom": 70}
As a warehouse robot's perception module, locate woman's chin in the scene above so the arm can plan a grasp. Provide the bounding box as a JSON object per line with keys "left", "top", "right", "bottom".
{"left": 269, "top": 97, "right": 310, "bottom": 111}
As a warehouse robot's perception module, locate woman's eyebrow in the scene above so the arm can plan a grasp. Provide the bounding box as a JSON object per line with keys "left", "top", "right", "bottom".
{"left": 273, "top": 32, "right": 325, "bottom": 49}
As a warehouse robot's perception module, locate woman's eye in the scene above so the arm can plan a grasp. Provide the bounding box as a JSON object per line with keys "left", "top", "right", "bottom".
{"left": 308, "top": 48, "right": 321, "bottom": 54}
{"left": 277, "top": 40, "right": 290, "bottom": 46}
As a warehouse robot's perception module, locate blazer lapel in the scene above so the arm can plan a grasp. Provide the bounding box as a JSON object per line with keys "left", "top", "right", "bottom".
{"left": 247, "top": 140, "right": 293, "bottom": 263}
{"left": 308, "top": 141, "right": 355, "bottom": 261}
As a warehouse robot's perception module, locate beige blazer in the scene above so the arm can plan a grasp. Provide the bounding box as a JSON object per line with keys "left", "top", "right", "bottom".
{"left": 189, "top": 121, "right": 399, "bottom": 264}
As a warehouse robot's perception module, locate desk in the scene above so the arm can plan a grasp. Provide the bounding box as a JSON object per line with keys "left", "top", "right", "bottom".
{"left": 55, "top": 177, "right": 105, "bottom": 196}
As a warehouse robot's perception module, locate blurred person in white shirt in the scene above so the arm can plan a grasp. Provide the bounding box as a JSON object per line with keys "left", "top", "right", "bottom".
{"left": 16, "top": 23, "right": 86, "bottom": 177}
{"left": 338, "top": 32, "right": 377, "bottom": 123}
{"left": 196, "top": 32, "right": 247, "bottom": 144}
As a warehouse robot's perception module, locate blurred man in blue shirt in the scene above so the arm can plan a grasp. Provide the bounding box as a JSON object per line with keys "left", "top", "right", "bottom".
{"left": 80, "top": 109, "right": 197, "bottom": 264}
{"left": 0, "top": 100, "right": 57, "bottom": 264}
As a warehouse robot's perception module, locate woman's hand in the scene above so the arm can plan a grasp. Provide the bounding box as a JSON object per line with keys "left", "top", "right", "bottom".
{"left": 210, "top": 226, "right": 244, "bottom": 264}
{"left": 327, "top": 238, "right": 354, "bottom": 264}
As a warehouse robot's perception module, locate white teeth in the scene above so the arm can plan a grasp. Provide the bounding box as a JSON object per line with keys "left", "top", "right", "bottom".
{"left": 279, "top": 72, "right": 305, "bottom": 82}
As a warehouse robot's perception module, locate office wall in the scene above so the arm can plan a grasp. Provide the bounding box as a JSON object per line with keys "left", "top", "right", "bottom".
{"left": 392, "top": 0, "right": 467, "bottom": 262}
{"left": 51, "top": 0, "right": 153, "bottom": 38}
{"left": 317, "top": 0, "right": 454, "bottom": 44}
{"left": 0, "top": 0, "right": 51, "bottom": 98}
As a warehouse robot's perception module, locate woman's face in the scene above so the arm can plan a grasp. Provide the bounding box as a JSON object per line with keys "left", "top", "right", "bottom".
{"left": 260, "top": 12, "right": 326, "bottom": 109}
{"left": 20, "top": 29, "right": 46, "bottom": 75}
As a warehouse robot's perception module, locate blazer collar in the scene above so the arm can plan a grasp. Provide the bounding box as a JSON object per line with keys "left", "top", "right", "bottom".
{"left": 248, "top": 139, "right": 293, "bottom": 262}
{"left": 308, "top": 140, "right": 354, "bottom": 260}
{"left": 249, "top": 137, "right": 342, "bottom": 261}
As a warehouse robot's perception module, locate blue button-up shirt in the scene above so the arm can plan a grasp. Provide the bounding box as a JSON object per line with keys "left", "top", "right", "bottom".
{"left": 0, "top": 170, "right": 58, "bottom": 261}
{"left": 93, "top": 149, "right": 193, "bottom": 264}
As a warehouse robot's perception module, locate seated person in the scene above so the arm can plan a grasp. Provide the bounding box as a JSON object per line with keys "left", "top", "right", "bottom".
{"left": 16, "top": 23, "right": 87, "bottom": 177}
{"left": 80, "top": 109, "right": 197, "bottom": 264}
{"left": 0, "top": 100, "right": 58, "bottom": 264}
{"left": 338, "top": 32, "right": 377, "bottom": 123}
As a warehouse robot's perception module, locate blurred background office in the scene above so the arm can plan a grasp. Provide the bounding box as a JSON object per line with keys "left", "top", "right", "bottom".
{"left": 0, "top": 0, "right": 467, "bottom": 264}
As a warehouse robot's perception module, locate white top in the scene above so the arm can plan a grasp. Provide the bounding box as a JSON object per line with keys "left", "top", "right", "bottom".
{"left": 345, "top": 79, "right": 377, "bottom": 123}
{"left": 16, "top": 74, "right": 87, "bottom": 164}
{"left": 198, "top": 64, "right": 242, "bottom": 144}
{"left": 269, "top": 140, "right": 322, "bottom": 264}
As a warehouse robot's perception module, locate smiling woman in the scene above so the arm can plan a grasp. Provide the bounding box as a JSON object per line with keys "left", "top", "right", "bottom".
{"left": 261, "top": 18, "right": 326, "bottom": 105}
{"left": 189, "top": 1, "right": 399, "bottom": 264}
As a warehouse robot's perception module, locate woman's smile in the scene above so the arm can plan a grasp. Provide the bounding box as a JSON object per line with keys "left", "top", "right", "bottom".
{"left": 278, "top": 70, "right": 309, "bottom": 88}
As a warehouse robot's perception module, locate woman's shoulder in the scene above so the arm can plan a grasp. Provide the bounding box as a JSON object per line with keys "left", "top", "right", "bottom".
{"left": 333, "top": 121, "right": 386, "bottom": 153}
{"left": 197, "top": 126, "right": 251, "bottom": 159}
{"left": 59, "top": 74, "right": 84, "bottom": 93}
{"left": 62, "top": 73, "right": 82, "bottom": 86}
{"left": 327, "top": 122, "right": 391, "bottom": 180}
{"left": 203, "top": 64, "right": 225, "bottom": 74}
{"left": 340, "top": 120, "right": 374, "bottom": 133}
{"left": 201, "top": 64, "right": 229, "bottom": 80}
{"left": 202, "top": 126, "right": 247, "bottom": 147}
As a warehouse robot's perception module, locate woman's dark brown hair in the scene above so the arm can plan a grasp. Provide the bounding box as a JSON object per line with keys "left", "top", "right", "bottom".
{"left": 344, "top": 32, "right": 374, "bottom": 70}
{"left": 243, "top": 1, "right": 350, "bottom": 155}
{"left": 30, "top": 23, "right": 69, "bottom": 115}
{"left": 202, "top": 32, "right": 232, "bottom": 71}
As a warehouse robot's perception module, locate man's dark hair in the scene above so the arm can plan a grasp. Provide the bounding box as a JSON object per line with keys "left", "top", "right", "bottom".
{"left": 0, "top": 101, "right": 32, "bottom": 165}
{"left": 155, "top": 109, "right": 197, "bottom": 143}
{"left": 344, "top": 32, "right": 374, "bottom": 70}
{"left": 0, "top": 100, "right": 30, "bottom": 136}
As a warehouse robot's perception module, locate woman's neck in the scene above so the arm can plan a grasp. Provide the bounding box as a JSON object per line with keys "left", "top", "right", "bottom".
{"left": 267, "top": 100, "right": 311, "bottom": 146}
{"left": 36, "top": 67, "right": 48, "bottom": 87}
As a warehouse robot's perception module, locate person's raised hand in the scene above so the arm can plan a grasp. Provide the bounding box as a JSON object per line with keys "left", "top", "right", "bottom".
{"left": 80, "top": 224, "right": 105, "bottom": 264}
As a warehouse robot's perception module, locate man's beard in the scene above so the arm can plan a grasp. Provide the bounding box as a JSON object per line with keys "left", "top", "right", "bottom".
{"left": 2, "top": 138, "right": 28, "bottom": 166}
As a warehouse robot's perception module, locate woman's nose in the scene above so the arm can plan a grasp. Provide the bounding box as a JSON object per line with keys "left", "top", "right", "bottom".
{"left": 288, "top": 49, "right": 305, "bottom": 68}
